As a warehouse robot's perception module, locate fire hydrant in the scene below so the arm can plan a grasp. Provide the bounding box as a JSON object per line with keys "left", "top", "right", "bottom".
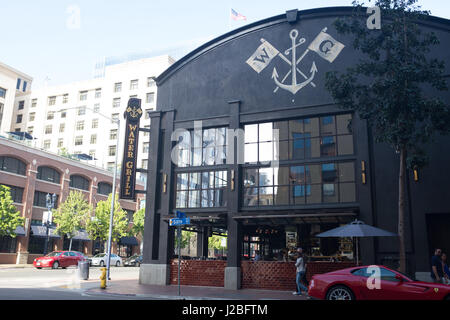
{"left": 100, "top": 267, "right": 107, "bottom": 289}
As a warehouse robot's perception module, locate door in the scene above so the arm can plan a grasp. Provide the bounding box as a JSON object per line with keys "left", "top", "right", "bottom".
{"left": 69, "top": 252, "right": 78, "bottom": 266}
{"left": 60, "top": 252, "right": 71, "bottom": 267}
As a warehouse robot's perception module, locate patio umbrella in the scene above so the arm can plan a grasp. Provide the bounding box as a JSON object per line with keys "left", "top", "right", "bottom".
{"left": 315, "top": 220, "right": 397, "bottom": 265}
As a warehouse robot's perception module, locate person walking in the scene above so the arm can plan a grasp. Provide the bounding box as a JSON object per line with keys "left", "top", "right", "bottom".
{"left": 441, "top": 252, "right": 450, "bottom": 284}
{"left": 293, "top": 248, "right": 308, "bottom": 296}
{"left": 430, "top": 248, "right": 444, "bottom": 284}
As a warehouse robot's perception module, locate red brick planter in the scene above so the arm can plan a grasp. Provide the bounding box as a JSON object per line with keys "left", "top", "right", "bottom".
{"left": 169, "top": 259, "right": 226, "bottom": 287}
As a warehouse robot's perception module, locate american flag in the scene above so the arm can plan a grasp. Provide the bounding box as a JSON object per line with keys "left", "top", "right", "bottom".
{"left": 231, "top": 8, "right": 246, "bottom": 21}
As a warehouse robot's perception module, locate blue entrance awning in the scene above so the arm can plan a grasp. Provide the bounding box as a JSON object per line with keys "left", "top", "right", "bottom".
{"left": 119, "top": 236, "right": 138, "bottom": 246}
{"left": 30, "top": 225, "right": 61, "bottom": 238}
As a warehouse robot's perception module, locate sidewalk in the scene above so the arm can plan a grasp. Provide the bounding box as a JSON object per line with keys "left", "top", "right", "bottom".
{"left": 83, "top": 279, "right": 309, "bottom": 300}
{"left": 0, "top": 264, "right": 34, "bottom": 269}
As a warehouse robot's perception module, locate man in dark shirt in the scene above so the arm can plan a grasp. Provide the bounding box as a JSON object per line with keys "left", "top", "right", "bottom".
{"left": 430, "top": 248, "right": 444, "bottom": 283}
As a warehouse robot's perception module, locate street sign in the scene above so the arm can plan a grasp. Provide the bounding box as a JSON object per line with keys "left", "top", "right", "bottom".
{"left": 169, "top": 217, "right": 190, "bottom": 226}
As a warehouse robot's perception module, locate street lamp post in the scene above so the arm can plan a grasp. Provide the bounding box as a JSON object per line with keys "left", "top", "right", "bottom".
{"left": 57, "top": 107, "right": 120, "bottom": 281}
{"left": 43, "top": 193, "right": 56, "bottom": 255}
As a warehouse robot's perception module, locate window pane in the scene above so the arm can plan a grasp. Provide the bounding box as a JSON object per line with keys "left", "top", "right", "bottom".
{"left": 201, "top": 189, "right": 214, "bottom": 207}
{"left": 337, "top": 114, "right": 352, "bottom": 135}
{"left": 192, "top": 148, "right": 202, "bottom": 166}
{"left": 259, "top": 141, "right": 273, "bottom": 162}
{"left": 243, "top": 188, "right": 258, "bottom": 206}
{"left": 292, "top": 185, "right": 307, "bottom": 204}
{"left": 291, "top": 138, "right": 305, "bottom": 160}
{"left": 322, "top": 163, "right": 337, "bottom": 182}
{"left": 244, "top": 143, "right": 258, "bottom": 163}
{"left": 337, "top": 135, "right": 354, "bottom": 155}
{"left": 216, "top": 127, "right": 226, "bottom": 146}
{"left": 303, "top": 118, "right": 320, "bottom": 138}
{"left": 274, "top": 186, "right": 290, "bottom": 205}
{"left": 273, "top": 121, "right": 289, "bottom": 140}
{"left": 274, "top": 140, "right": 289, "bottom": 161}
{"left": 177, "top": 173, "right": 188, "bottom": 190}
{"left": 307, "top": 165, "right": 321, "bottom": 184}
{"left": 214, "top": 188, "right": 226, "bottom": 207}
{"left": 274, "top": 166, "right": 289, "bottom": 186}
{"left": 323, "top": 183, "right": 338, "bottom": 203}
{"left": 244, "top": 124, "right": 258, "bottom": 143}
{"left": 306, "top": 184, "right": 321, "bottom": 204}
{"left": 258, "top": 187, "right": 273, "bottom": 206}
{"left": 339, "top": 183, "right": 356, "bottom": 202}
{"left": 244, "top": 168, "right": 258, "bottom": 187}
{"left": 288, "top": 119, "right": 303, "bottom": 139}
{"left": 338, "top": 162, "right": 355, "bottom": 182}
{"left": 259, "top": 123, "right": 273, "bottom": 142}
{"left": 215, "top": 171, "right": 227, "bottom": 188}
{"left": 189, "top": 172, "right": 201, "bottom": 190}
{"left": 321, "top": 136, "right": 336, "bottom": 157}
{"left": 320, "top": 116, "right": 336, "bottom": 135}
{"left": 306, "top": 137, "right": 321, "bottom": 158}
{"left": 176, "top": 191, "right": 187, "bottom": 208}
{"left": 188, "top": 190, "right": 200, "bottom": 208}
{"left": 201, "top": 171, "right": 214, "bottom": 189}
{"left": 259, "top": 168, "right": 273, "bottom": 186}
{"left": 290, "top": 166, "right": 305, "bottom": 184}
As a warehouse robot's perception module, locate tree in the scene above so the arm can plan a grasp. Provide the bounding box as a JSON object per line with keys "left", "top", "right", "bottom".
{"left": 131, "top": 207, "right": 145, "bottom": 237}
{"left": 325, "top": 0, "right": 450, "bottom": 273}
{"left": 0, "top": 185, "right": 24, "bottom": 237}
{"left": 53, "top": 190, "right": 92, "bottom": 251}
{"left": 85, "top": 193, "right": 128, "bottom": 243}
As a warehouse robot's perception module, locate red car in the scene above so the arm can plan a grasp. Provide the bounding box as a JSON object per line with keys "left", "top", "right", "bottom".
{"left": 308, "top": 265, "right": 450, "bottom": 300}
{"left": 33, "top": 251, "right": 86, "bottom": 269}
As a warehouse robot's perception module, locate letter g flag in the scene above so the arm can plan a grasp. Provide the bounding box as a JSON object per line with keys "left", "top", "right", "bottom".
{"left": 308, "top": 28, "right": 345, "bottom": 63}
{"left": 246, "top": 40, "right": 280, "bottom": 74}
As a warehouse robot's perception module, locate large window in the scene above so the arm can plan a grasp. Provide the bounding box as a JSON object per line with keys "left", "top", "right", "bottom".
{"left": 0, "top": 236, "right": 17, "bottom": 253}
{"left": 244, "top": 114, "right": 353, "bottom": 163}
{"left": 97, "top": 182, "right": 112, "bottom": 196}
{"left": 176, "top": 170, "right": 227, "bottom": 208}
{"left": 0, "top": 87, "right": 6, "bottom": 98}
{"left": 0, "top": 156, "right": 26, "bottom": 175}
{"left": 1, "top": 184, "right": 24, "bottom": 203}
{"left": 70, "top": 175, "right": 90, "bottom": 191}
{"left": 37, "top": 166, "right": 61, "bottom": 184}
{"left": 174, "top": 127, "right": 227, "bottom": 167}
{"left": 33, "top": 191, "right": 59, "bottom": 208}
{"left": 243, "top": 162, "right": 356, "bottom": 206}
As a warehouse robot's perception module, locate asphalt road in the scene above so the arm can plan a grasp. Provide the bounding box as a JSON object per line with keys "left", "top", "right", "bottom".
{"left": 0, "top": 266, "right": 143, "bottom": 300}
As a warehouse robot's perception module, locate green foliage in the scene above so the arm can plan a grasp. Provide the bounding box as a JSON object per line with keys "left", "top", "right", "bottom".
{"left": 325, "top": 0, "right": 450, "bottom": 168}
{"left": 53, "top": 190, "right": 92, "bottom": 239}
{"left": 174, "top": 229, "right": 194, "bottom": 249}
{"left": 85, "top": 193, "right": 128, "bottom": 242}
{"left": 208, "top": 234, "right": 227, "bottom": 250}
{"left": 0, "top": 185, "right": 24, "bottom": 237}
{"left": 130, "top": 207, "right": 145, "bottom": 237}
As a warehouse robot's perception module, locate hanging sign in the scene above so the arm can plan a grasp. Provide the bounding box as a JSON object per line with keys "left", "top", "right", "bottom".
{"left": 119, "top": 98, "right": 143, "bottom": 200}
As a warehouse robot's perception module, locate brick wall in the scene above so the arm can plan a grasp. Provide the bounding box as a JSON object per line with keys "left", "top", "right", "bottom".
{"left": 241, "top": 261, "right": 297, "bottom": 291}
{"left": 169, "top": 259, "right": 226, "bottom": 287}
{"left": 0, "top": 253, "right": 18, "bottom": 264}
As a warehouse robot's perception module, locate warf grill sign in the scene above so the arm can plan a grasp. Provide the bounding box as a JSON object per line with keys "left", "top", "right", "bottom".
{"left": 120, "top": 98, "right": 143, "bottom": 200}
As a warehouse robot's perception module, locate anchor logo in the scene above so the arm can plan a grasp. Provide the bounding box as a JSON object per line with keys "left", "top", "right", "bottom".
{"left": 246, "top": 27, "right": 345, "bottom": 95}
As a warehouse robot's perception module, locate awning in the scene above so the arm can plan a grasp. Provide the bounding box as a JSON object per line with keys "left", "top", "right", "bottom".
{"left": 233, "top": 212, "right": 358, "bottom": 225}
{"left": 72, "top": 230, "right": 90, "bottom": 241}
{"left": 14, "top": 226, "right": 26, "bottom": 236}
{"left": 119, "top": 236, "right": 138, "bottom": 246}
{"left": 30, "top": 225, "right": 61, "bottom": 238}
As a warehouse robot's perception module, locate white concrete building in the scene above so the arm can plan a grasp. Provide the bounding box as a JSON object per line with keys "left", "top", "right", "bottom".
{"left": 0, "top": 62, "right": 33, "bottom": 137}
{"left": 10, "top": 55, "right": 174, "bottom": 182}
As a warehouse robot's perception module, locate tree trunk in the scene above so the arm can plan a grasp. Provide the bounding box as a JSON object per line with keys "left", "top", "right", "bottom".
{"left": 69, "top": 238, "right": 73, "bottom": 251}
{"left": 398, "top": 147, "right": 407, "bottom": 273}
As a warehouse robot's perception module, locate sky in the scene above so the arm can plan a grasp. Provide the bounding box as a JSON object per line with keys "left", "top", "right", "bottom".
{"left": 1, "top": 0, "right": 449, "bottom": 88}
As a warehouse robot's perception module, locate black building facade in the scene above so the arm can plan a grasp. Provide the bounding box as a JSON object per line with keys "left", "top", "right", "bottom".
{"left": 140, "top": 7, "right": 450, "bottom": 288}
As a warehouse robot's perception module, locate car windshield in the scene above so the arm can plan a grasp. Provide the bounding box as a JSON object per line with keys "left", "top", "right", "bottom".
{"left": 46, "top": 252, "right": 62, "bottom": 257}
{"left": 94, "top": 254, "right": 106, "bottom": 258}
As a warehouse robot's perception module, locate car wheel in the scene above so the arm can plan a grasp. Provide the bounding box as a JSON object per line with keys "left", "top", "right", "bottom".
{"left": 52, "top": 261, "right": 59, "bottom": 269}
{"left": 100, "top": 260, "right": 105, "bottom": 267}
{"left": 116, "top": 261, "right": 121, "bottom": 267}
{"left": 445, "top": 295, "right": 450, "bottom": 301}
{"left": 36, "top": 267, "right": 42, "bottom": 269}
{"left": 326, "top": 285, "right": 354, "bottom": 300}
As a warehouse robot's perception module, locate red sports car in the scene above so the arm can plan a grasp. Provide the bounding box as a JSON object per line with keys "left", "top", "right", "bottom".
{"left": 33, "top": 251, "right": 86, "bottom": 269}
{"left": 308, "top": 265, "right": 450, "bottom": 300}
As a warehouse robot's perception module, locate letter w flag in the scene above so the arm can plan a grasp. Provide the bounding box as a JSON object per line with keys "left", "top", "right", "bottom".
{"left": 246, "top": 40, "right": 279, "bottom": 74}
